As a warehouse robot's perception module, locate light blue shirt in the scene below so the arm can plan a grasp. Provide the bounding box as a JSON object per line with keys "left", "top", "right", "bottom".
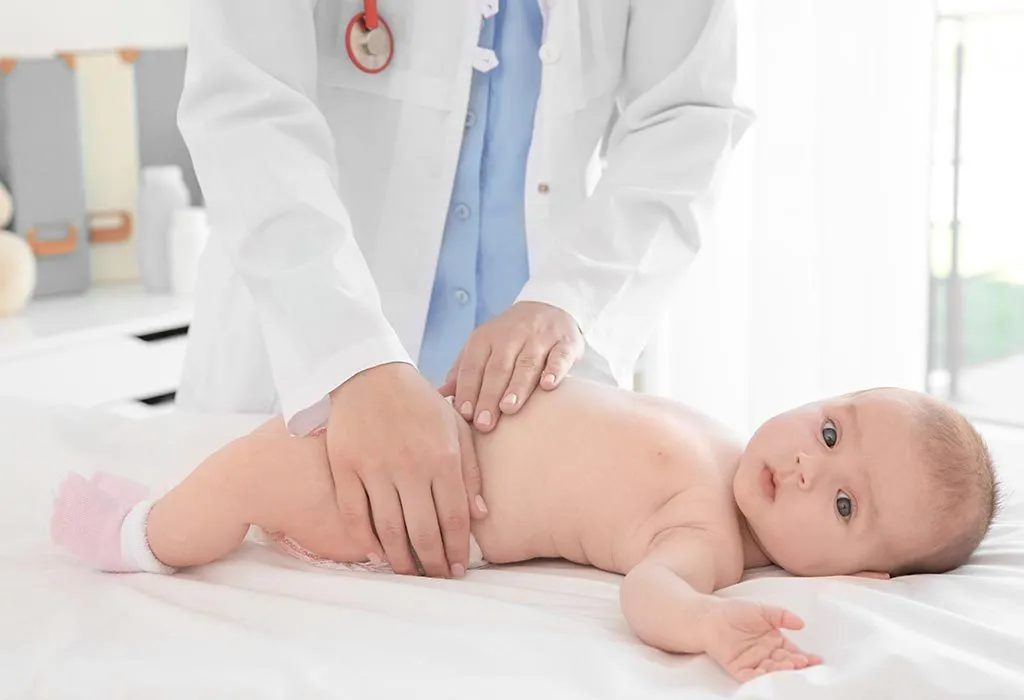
{"left": 417, "top": 2, "right": 544, "bottom": 386}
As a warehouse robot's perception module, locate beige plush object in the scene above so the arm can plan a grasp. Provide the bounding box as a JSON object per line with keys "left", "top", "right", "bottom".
{"left": 0, "top": 181, "right": 12, "bottom": 229}
{"left": 0, "top": 230, "right": 36, "bottom": 316}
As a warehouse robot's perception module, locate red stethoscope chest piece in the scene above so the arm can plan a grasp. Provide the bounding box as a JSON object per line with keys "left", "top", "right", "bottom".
{"left": 345, "top": 0, "right": 394, "bottom": 74}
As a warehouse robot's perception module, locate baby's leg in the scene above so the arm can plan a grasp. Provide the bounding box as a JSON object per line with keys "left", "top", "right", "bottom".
{"left": 142, "top": 432, "right": 262, "bottom": 569}
{"left": 53, "top": 418, "right": 347, "bottom": 572}
{"left": 147, "top": 418, "right": 348, "bottom": 569}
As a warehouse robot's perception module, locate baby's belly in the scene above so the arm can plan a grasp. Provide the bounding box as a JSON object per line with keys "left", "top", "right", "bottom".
{"left": 468, "top": 435, "right": 559, "bottom": 564}
{"left": 466, "top": 381, "right": 696, "bottom": 571}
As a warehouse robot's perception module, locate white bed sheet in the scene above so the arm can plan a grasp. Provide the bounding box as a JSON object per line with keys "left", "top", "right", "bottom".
{"left": 2, "top": 399, "right": 1024, "bottom": 699}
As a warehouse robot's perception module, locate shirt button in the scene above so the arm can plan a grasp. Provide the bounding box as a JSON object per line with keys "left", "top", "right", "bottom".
{"left": 537, "top": 183, "right": 550, "bottom": 194}
{"left": 539, "top": 44, "right": 561, "bottom": 64}
{"left": 454, "top": 289, "right": 471, "bottom": 305}
{"left": 472, "top": 47, "right": 499, "bottom": 73}
{"left": 480, "top": 0, "right": 499, "bottom": 19}
{"left": 465, "top": 111, "right": 477, "bottom": 128}
{"left": 454, "top": 203, "right": 471, "bottom": 220}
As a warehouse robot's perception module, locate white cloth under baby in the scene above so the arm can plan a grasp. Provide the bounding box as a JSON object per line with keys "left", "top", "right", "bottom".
{"left": 257, "top": 527, "right": 489, "bottom": 574}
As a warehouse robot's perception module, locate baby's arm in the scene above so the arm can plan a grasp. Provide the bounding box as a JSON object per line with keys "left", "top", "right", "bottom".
{"left": 620, "top": 531, "right": 821, "bottom": 682}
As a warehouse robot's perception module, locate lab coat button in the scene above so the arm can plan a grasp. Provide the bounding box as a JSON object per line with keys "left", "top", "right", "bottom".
{"left": 465, "top": 111, "right": 477, "bottom": 128}
{"left": 472, "top": 48, "right": 499, "bottom": 73}
{"left": 480, "top": 0, "right": 499, "bottom": 19}
{"left": 455, "top": 289, "right": 471, "bottom": 305}
{"left": 537, "top": 183, "right": 550, "bottom": 194}
{"left": 454, "top": 203, "right": 471, "bottom": 220}
{"left": 539, "top": 44, "right": 561, "bottom": 64}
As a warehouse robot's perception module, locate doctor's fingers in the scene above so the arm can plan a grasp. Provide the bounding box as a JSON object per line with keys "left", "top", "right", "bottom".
{"left": 394, "top": 479, "right": 452, "bottom": 578}
{"left": 540, "top": 338, "right": 583, "bottom": 391}
{"left": 498, "top": 343, "right": 548, "bottom": 416}
{"left": 472, "top": 343, "right": 524, "bottom": 432}
{"left": 430, "top": 469, "right": 473, "bottom": 577}
{"left": 456, "top": 417, "right": 487, "bottom": 520}
{"left": 329, "top": 464, "right": 386, "bottom": 562}
{"left": 442, "top": 351, "right": 463, "bottom": 394}
{"left": 453, "top": 343, "right": 492, "bottom": 424}
{"left": 364, "top": 482, "right": 421, "bottom": 576}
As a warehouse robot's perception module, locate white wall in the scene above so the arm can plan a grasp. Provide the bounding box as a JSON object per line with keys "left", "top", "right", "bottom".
{"left": 0, "top": 0, "right": 190, "bottom": 57}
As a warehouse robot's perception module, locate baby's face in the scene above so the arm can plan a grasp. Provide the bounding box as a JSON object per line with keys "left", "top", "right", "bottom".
{"left": 733, "top": 388, "right": 937, "bottom": 577}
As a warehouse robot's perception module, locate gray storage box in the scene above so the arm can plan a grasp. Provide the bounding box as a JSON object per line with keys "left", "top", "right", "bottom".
{"left": 0, "top": 56, "right": 90, "bottom": 297}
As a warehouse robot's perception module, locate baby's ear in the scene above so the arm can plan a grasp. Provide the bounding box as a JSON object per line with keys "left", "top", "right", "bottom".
{"left": 853, "top": 571, "right": 890, "bottom": 580}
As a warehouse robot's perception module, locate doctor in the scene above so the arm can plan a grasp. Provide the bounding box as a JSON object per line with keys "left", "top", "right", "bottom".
{"left": 176, "top": 0, "right": 752, "bottom": 578}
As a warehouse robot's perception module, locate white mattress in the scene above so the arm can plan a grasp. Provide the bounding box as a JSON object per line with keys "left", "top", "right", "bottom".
{"left": 2, "top": 399, "right": 1024, "bottom": 699}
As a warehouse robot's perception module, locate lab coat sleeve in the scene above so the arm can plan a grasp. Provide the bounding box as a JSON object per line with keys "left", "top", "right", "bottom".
{"left": 177, "top": 0, "right": 412, "bottom": 435}
{"left": 516, "top": 0, "right": 754, "bottom": 387}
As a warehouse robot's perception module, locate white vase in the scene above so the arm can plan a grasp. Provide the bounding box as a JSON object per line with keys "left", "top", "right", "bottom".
{"left": 136, "top": 165, "right": 190, "bottom": 292}
{"left": 168, "top": 207, "right": 210, "bottom": 296}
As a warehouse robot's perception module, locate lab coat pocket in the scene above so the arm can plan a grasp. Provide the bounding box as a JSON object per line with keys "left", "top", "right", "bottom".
{"left": 314, "top": 0, "right": 461, "bottom": 112}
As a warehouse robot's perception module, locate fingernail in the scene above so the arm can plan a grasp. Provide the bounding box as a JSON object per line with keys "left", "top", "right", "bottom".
{"left": 502, "top": 393, "right": 518, "bottom": 407}
{"left": 543, "top": 373, "right": 556, "bottom": 388}
{"left": 460, "top": 401, "right": 473, "bottom": 417}
{"left": 451, "top": 563, "right": 466, "bottom": 579}
{"left": 476, "top": 410, "right": 492, "bottom": 428}
{"left": 475, "top": 494, "right": 489, "bottom": 514}
{"left": 367, "top": 552, "right": 384, "bottom": 567}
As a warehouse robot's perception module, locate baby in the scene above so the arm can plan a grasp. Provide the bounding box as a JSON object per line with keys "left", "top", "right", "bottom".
{"left": 51, "top": 379, "right": 999, "bottom": 682}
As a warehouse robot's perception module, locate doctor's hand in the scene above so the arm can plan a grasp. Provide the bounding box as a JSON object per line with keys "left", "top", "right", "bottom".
{"left": 326, "top": 362, "right": 487, "bottom": 578}
{"left": 439, "top": 301, "right": 584, "bottom": 434}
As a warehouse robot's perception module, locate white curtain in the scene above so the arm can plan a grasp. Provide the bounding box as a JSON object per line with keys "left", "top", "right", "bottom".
{"left": 643, "top": 0, "right": 937, "bottom": 438}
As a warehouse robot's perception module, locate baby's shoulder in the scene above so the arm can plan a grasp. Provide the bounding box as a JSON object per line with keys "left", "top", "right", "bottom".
{"left": 634, "top": 481, "right": 746, "bottom": 586}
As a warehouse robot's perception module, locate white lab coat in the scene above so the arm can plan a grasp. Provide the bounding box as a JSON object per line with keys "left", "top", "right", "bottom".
{"left": 175, "top": 0, "right": 753, "bottom": 435}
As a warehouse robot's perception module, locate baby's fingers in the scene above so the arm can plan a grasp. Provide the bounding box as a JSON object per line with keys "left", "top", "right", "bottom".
{"left": 735, "top": 668, "right": 766, "bottom": 683}
{"left": 772, "top": 649, "right": 809, "bottom": 669}
{"left": 781, "top": 638, "right": 823, "bottom": 666}
{"left": 763, "top": 605, "right": 805, "bottom": 631}
{"left": 755, "top": 654, "right": 798, "bottom": 675}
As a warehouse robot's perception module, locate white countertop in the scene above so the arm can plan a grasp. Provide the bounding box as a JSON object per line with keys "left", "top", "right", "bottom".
{"left": 0, "top": 284, "right": 194, "bottom": 361}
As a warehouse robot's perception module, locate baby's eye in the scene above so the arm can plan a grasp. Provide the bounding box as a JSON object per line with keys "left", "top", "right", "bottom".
{"left": 835, "top": 490, "right": 854, "bottom": 521}
{"left": 822, "top": 419, "right": 839, "bottom": 449}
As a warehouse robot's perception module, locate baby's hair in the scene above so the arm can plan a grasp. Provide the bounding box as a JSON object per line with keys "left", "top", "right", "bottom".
{"left": 890, "top": 394, "right": 1001, "bottom": 577}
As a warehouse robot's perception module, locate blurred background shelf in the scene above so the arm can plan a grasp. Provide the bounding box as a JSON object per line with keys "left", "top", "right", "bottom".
{"left": 0, "top": 284, "right": 192, "bottom": 416}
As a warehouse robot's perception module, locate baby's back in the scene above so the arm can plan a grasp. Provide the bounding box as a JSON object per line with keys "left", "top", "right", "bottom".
{"left": 470, "top": 379, "right": 743, "bottom": 574}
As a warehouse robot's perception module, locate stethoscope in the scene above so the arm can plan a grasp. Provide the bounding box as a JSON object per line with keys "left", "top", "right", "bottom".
{"left": 345, "top": 0, "right": 395, "bottom": 74}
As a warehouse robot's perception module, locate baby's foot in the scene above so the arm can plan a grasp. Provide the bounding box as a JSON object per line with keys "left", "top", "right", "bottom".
{"left": 51, "top": 471, "right": 174, "bottom": 574}
{"left": 89, "top": 472, "right": 148, "bottom": 507}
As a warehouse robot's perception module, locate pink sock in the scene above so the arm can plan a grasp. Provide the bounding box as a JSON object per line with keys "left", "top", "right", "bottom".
{"left": 51, "top": 472, "right": 174, "bottom": 574}
{"left": 90, "top": 472, "right": 149, "bottom": 506}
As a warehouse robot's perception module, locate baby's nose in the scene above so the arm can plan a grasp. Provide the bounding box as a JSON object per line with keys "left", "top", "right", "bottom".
{"left": 794, "top": 452, "right": 816, "bottom": 490}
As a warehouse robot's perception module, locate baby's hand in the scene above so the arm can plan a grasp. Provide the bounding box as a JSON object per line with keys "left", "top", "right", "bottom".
{"left": 701, "top": 599, "right": 821, "bottom": 683}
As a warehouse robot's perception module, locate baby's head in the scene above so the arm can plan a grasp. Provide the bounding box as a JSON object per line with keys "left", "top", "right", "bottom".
{"left": 733, "top": 388, "right": 1000, "bottom": 578}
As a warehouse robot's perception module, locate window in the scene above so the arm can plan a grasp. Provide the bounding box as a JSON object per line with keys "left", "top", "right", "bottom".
{"left": 928, "top": 2, "right": 1024, "bottom": 426}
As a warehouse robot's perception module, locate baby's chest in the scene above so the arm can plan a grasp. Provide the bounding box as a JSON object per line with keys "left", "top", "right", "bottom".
{"left": 619, "top": 482, "right": 745, "bottom": 570}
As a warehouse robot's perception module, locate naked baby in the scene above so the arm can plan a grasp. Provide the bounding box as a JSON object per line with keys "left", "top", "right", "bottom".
{"left": 51, "top": 378, "right": 999, "bottom": 682}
